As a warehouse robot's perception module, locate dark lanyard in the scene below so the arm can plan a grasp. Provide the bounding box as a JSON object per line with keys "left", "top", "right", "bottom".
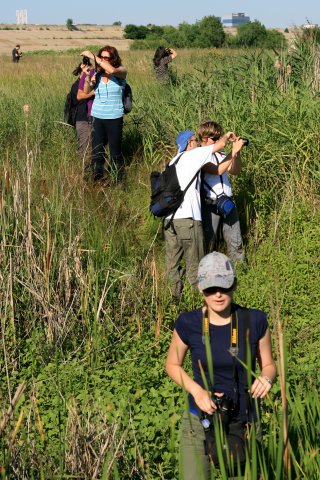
{"left": 202, "top": 305, "right": 239, "bottom": 393}
{"left": 203, "top": 152, "right": 225, "bottom": 199}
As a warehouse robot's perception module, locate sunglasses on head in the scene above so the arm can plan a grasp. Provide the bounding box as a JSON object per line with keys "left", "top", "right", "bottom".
{"left": 203, "top": 285, "right": 234, "bottom": 295}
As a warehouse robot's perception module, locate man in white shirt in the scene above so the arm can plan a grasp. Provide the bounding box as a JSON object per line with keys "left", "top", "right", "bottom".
{"left": 164, "top": 129, "right": 244, "bottom": 299}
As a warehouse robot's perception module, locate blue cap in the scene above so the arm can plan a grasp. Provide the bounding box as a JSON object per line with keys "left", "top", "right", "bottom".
{"left": 176, "top": 130, "right": 194, "bottom": 153}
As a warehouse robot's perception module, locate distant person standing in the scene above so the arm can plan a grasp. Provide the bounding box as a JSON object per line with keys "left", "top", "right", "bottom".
{"left": 153, "top": 46, "right": 177, "bottom": 84}
{"left": 12, "top": 44, "right": 22, "bottom": 63}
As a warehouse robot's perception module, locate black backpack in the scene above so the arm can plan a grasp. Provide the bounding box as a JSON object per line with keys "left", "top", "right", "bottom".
{"left": 64, "top": 78, "right": 80, "bottom": 126}
{"left": 122, "top": 82, "right": 133, "bottom": 114}
{"left": 150, "top": 153, "right": 199, "bottom": 221}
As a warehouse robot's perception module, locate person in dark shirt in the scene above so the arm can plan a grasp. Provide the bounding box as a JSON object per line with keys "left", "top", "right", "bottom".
{"left": 12, "top": 45, "right": 22, "bottom": 63}
{"left": 74, "top": 62, "right": 95, "bottom": 169}
{"left": 166, "top": 251, "right": 276, "bottom": 479}
{"left": 153, "top": 46, "right": 177, "bottom": 83}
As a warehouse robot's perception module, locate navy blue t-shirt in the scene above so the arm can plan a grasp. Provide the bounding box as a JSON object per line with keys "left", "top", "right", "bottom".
{"left": 174, "top": 304, "right": 268, "bottom": 422}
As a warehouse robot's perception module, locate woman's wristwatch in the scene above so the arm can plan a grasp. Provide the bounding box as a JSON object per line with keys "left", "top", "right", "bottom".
{"left": 263, "top": 375, "right": 274, "bottom": 386}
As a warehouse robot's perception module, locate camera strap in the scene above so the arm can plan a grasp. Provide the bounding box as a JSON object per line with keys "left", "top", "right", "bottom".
{"left": 202, "top": 304, "right": 239, "bottom": 393}
{"left": 202, "top": 152, "right": 226, "bottom": 200}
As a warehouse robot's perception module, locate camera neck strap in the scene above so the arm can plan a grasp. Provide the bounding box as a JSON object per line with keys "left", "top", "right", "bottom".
{"left": 202, "top": 304, "right": 239, "bottom": 393}
{"left": 202, "top": 152, "right": 225, "bottom": 199}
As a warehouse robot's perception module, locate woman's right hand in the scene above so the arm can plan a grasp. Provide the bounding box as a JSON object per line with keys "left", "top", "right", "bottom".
{"left": 193, "top": 388, "right": 216, "bottom": 415}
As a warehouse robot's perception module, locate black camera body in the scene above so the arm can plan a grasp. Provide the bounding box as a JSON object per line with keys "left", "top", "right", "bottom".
{"left": 212, "top": 393, "right": 235, "bottom": 412}
{"left": 240, "top": 137, "right": 249, "bottom": 146}
{"left": 82, "top": 56, "right": 91, "bottom": 66}
{"left": 212, "top": 394, "right": 236, "bottom": 426}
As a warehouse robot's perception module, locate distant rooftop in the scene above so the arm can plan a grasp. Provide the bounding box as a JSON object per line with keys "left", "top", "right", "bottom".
{"left": 302, "top": 23, "right": 318, "bottom": 29}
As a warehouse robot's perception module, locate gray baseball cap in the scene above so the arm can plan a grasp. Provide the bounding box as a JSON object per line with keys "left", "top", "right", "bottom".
{"left": 198, "top": 252, "right": 236, "bottom": 291}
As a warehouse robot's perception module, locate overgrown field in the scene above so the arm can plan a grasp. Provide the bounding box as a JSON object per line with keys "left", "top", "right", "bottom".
{"left": 0, "top": 42, "right": 319, "bottom": 479}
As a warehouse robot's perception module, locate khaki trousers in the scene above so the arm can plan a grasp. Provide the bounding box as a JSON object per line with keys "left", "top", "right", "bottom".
{"left": 164, "top": 219, "right": 204, "bottom": 298}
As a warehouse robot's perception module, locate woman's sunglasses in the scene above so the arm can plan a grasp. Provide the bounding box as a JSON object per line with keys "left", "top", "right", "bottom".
{"left": 203, "top": 285, "right": 234, "bottom": 295}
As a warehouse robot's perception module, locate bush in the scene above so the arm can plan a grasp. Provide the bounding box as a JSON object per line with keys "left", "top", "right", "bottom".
{"left": 66, "top": 18, "right": 74, "bottom": 31}
{"left": 124, "top": 24, "right": 149, "bottom": 39}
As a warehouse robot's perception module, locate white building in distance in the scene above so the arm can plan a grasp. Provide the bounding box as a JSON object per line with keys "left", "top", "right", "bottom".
{"left": 222, "top": 13, "right": 250, "bottom": 27}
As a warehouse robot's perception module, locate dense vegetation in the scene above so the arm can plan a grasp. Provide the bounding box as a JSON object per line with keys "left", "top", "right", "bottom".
{"left": 0, "top": 33, "right": 319, "bottom": 479}
{"left": 124, "top": 17, "right": 286, "bottom": 50}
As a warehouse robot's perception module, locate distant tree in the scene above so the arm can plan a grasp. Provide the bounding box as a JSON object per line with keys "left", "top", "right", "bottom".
{"left": 147, "top": 25, "right": 165, "bottom": 37}
{"left": 124, "top": 24, "right": 149, "bottom": 39}
{"left": 235, "top": 20, "right": 267, "bottom": 47}
{"left": 193, "top": 15, "right": 225, "bottom": 48}
{"left": 264, "top": 29, "right": 287, "bottom": 49}
{"left": 284, "top": 28, "right": 289, "bottom": 33}
{"left": 113, "top": 21, "right": 122, "bottom": 26}
{"left": 178, "top": 22, "right": 199, "bottom": 48}
{"left": 158, "top": 25, "right": 182, "bottom": 47}
{"left": 66, "top": 18, "right": 74, "bottom": 31}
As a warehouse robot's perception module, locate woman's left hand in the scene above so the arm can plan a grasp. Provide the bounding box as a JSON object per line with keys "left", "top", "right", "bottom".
{"left": 81, "top": 64, "right": 92, "bottom": 74}
{"left": 251, "top": 376, "right": 272, "bottom": 399}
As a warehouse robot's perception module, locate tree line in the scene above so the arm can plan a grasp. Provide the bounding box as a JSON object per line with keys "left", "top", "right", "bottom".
{"left": 124, "top": 16, "right": 288, "bottom": 49}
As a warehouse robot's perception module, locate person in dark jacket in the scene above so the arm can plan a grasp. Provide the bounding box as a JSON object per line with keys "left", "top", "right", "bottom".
{"left": 153, "top": 46, "right": 177, "bottom": 83}
{"left": 12, "top": 45, "right": 22, "bottom": 63}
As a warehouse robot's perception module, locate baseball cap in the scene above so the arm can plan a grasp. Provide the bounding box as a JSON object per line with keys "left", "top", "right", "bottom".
{"left": 176, "top": 130, "right": 195, "bottom": 153}
{"left": 198, "top": 252, "right": 236, "bottom": 291}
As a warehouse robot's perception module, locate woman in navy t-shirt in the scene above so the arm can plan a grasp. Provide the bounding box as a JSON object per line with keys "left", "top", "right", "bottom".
{"left": 166, "top": 251, "right": 276, "bottom": 479}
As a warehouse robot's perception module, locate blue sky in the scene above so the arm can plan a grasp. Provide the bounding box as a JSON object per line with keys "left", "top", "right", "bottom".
{"left": 1, "top": 0, "right": 319, "bottom": 28}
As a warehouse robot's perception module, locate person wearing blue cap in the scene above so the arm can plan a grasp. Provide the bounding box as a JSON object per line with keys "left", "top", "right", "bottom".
{"left": 164, "top": 129, "right": 244, "bottom": 300}
{"left": 166, "top": 251, "right": 276, "bottom": 479}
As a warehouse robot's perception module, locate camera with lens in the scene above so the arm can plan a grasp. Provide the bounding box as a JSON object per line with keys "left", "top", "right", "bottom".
{"left": 240, "top": 137, "right": 249, "bottom": 146}
{"left": 212, "top": 393, "right": 235, "bottom": 412}
{"left": 82, "top": 55, "right": 91, "bottom": 66}
{"left": 212, "top": 393, "right": 236, "bottom": 425}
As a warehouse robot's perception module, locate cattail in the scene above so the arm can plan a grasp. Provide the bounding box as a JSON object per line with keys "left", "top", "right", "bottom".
{"left": 23, "top": 104, "right": 30, "bottom": 114}
{"left": 274, "top": 57, "right": 281, "bottom": 70}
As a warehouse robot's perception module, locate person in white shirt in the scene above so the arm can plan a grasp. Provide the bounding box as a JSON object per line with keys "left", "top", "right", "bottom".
{"left": 198, "top": 121, "right": 245, "bottom": 261}
{"left": 164, "top": 129, "right": 244, "bottom": 299}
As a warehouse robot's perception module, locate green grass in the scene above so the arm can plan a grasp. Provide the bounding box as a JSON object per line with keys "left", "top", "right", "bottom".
{"left": 0, "top": 40, "right": 319, "bottom": 478}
